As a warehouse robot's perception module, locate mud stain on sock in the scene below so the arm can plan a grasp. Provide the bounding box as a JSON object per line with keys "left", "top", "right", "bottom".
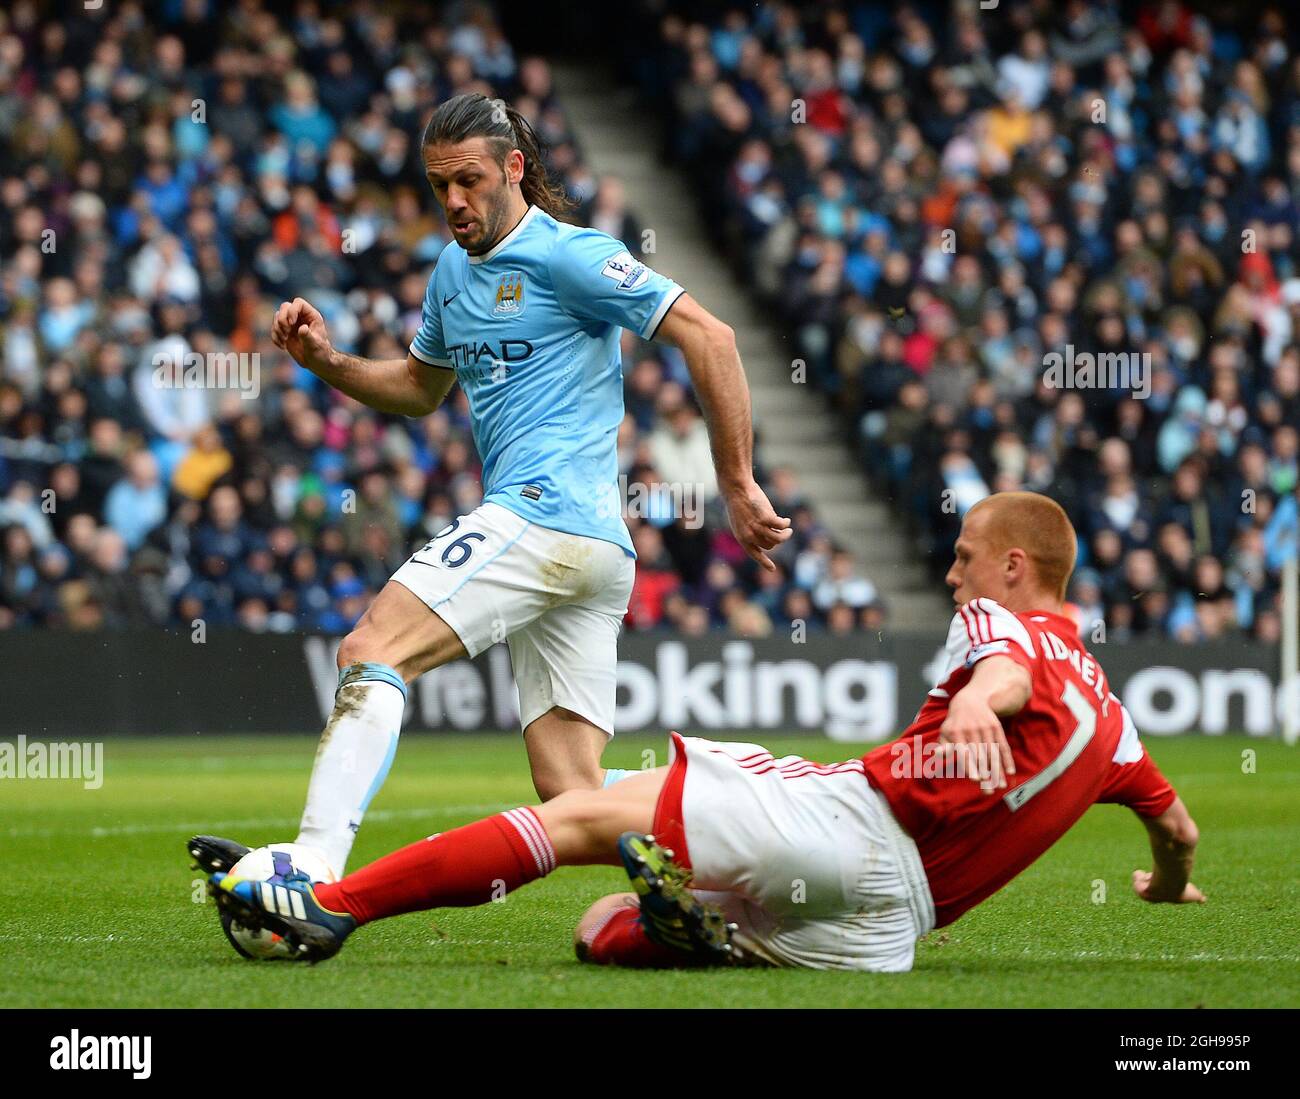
{"left": 314, "top": 684, "right": 368, "bottom": 761}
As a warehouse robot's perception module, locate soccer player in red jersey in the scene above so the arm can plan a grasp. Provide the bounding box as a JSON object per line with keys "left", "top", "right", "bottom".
{"left": 211, "top": 491, "right": 1203, "bottom": 970}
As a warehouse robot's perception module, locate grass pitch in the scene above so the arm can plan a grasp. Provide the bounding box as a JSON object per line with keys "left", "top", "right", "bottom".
{"left": 1, "top": 733, "right": 1295, "bottom": 1008}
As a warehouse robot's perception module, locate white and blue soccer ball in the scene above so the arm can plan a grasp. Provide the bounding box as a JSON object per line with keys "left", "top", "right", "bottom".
{"left": 223, "top": 843, "right": 336, "bottom": 960}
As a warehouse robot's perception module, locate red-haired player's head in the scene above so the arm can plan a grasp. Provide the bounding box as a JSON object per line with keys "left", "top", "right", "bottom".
{"left": 944, "top": 492, "right": 1078, "bottom": 614}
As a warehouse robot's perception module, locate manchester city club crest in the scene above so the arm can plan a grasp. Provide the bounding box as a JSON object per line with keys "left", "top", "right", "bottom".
{"left": 493, "top": 271, "right": 526, "bottom": 317}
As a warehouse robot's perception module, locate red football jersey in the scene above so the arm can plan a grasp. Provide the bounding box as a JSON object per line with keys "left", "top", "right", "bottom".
{"left": 863, "top": 598, "right": 1176, "bottom": 928}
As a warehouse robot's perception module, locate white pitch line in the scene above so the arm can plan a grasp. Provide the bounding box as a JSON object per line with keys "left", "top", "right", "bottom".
{"left": 3, "top": 803, "right": 516, "bottom": 839}
{"left": 0, "top": 933, "right": 145, "bottom": 943}
{"left": 964, "top": 946, "right": 1300, "bottom": 963}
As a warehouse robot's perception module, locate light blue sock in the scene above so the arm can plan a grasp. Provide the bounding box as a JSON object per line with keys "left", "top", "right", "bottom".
{"left": 602, "top": 768, "right": 634, "bottom": 787}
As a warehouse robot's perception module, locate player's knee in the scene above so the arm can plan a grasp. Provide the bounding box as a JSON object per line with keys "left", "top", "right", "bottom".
{"left": 335, "top": 629, "right": 368, "bottom": 671}
{"left": 546, "top": 787, "right": 603, "bottom": 830}
{"left": 539, "top": 788, "right": 615, "bottom": 859}
{"left": 336, "top": 628, "right": 399, "bottom": 674}
{"left": 573, "top": 893, "right": 637, "bottom": 963}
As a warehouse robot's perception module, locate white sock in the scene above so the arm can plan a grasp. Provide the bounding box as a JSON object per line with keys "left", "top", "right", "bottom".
{"left": 296, "top": 662, "right": 406, "bottom": 877}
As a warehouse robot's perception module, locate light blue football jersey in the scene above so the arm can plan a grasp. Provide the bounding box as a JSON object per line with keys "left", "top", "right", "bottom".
{"left": 409, "top": 205, "right": 684, "bottom": 557}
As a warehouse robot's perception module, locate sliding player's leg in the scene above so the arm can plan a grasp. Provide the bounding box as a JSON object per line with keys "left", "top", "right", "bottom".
{"left": 574, "top": 893, "right": 691, "bottom": 968}
{"left": 574, "top": 889, "right": 741, "bottom": 969}
{"left": 210, "top": 767, "right": 668, "bottom": 960}
{"left": 317, "top": 762, "right": 667, "bottom": 928}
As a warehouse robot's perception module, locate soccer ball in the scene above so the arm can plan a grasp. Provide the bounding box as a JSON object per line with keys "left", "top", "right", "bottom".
{"left": 222, "top": 843, "right": 336, "bottom": 960}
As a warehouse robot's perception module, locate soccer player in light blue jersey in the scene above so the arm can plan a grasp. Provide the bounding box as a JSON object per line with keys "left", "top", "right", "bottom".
{"left": 189, "top": 93, "right": 791, "bottom": 912}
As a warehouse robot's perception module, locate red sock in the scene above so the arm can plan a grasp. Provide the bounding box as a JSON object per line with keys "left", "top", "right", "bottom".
{"left": 580, "top": 904, "right": 709, "bottom": 968}
{"left": 313, "top": 808, "right": 556, "bottom": 926}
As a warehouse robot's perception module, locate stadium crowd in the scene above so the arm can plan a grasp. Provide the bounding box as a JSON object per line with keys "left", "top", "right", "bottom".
{"left": 628, "top": 0, "right": 1300, "bottom": 643}
{"left": 0, "top": 0, "right": 876, "bottom": 637}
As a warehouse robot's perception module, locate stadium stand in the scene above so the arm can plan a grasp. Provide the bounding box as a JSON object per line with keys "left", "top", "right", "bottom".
{"left": 0, "top": 1, "right": 878, "bottom": 637}
{"left": 620, "top": 0, "right": 1300, "bottom": 642}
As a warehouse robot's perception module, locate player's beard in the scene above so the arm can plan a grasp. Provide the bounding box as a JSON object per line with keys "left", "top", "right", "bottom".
{"left": 461, "top": 186, "right": 513, "bottom": 256}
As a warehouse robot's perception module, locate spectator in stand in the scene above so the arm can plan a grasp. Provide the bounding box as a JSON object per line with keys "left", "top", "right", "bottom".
{"left": 104, "top": 450, "right": 168, "bottom": 551}
{"left": 626, "top": 523, "right": 680, "bottom": 630}
{"left": 627, "top": 0, "right": 1300, "bottom": 639}
{"left": 0, "top": 2, "right": 876, "bottom": 638}
{"left": 647, "top": 383, "right": 720, "bottom": 503}
{"left": 812, "top": 550, "right": 879, "bottom": 614}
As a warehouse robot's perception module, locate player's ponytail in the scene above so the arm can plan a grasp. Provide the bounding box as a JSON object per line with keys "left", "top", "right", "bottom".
{"left": 420, "top": 93, "right": 574, "bottom": 220}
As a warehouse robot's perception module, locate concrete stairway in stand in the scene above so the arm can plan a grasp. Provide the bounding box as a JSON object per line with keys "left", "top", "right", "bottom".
{"left": 554, "top": 64, "right": 950, "bottom": 628}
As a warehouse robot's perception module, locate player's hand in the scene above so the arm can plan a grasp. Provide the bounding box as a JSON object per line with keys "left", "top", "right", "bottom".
{"left": 1131, "top": 870, "right": 1206, "bottom": 904}
{"left": 721, "top": 480, "right": 792, "bottom": 572}
{"left": 938, "top": 692, "right": 1015, "bottom": 793}
{"left": 271, "top": 297, "right": 334, "bottom": 373}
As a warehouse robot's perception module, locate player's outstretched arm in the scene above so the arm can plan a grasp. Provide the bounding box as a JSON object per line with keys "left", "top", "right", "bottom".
{"left": 1132, "top": 797, "right": 1206, "bottom": 904}
{"left": 653, "top": 293, "right": 792, "bottom": 571}
{"left": 270, "top": 296, "right": 456, "bottom": 416}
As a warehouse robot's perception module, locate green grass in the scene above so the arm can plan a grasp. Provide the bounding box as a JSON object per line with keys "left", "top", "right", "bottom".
{"left": 1, "top": 733, "right": 1296, "bottom": 1008}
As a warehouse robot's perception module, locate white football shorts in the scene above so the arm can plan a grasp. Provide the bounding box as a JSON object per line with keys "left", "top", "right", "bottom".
{"left": 390, "top": 501, "right": 635, "bottom": 734}
{"left": 653, "top": 732, "right": 936, "bottom": 972}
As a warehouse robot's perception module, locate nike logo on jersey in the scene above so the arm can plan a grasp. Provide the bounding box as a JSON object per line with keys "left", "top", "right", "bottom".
{"left": 442, "top": 292, "right": 461, "bottom": 308}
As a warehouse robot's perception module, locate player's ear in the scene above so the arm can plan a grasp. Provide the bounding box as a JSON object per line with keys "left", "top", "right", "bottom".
{"left": 504, "top": 148, "right": 525, "bottom": 186}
